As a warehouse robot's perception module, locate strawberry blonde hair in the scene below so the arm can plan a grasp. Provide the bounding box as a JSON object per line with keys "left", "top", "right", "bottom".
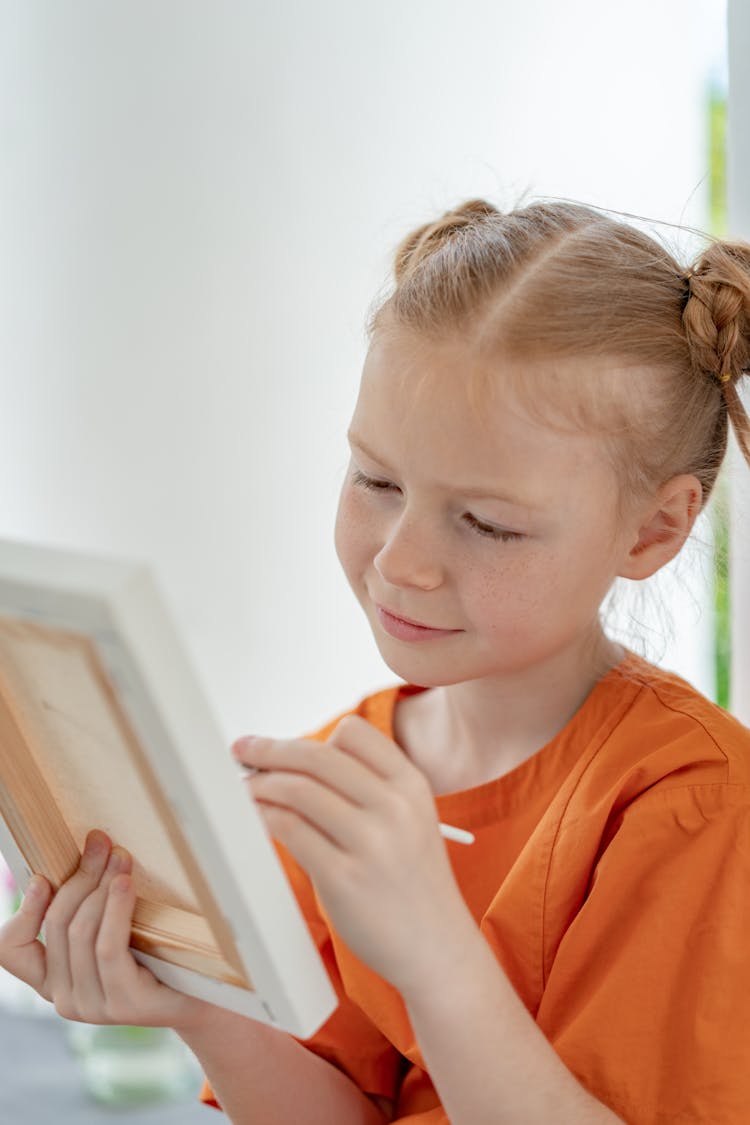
{"left": 367, "top": 199, "right": 750, "bottom": 511}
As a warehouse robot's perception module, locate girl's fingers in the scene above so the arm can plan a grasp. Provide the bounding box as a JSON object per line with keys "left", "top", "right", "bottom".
{"left": 1, "top": 836, "right": 188, "bottom": 1027}
{"left": 0, "top": 876, "right": 53, "bottom": 993}
{"left": 67, "top": 846, "right": 133, "bottom": 1015}
{"left": 43, "top": 830, "right": 112, "bottom": 999}
{"left": 327, "top": 714, "right": 414, "bottom": 780}
{"left": 5, "top": 876, "right": 52, "bottom": 945}
{"left": 327, "top": 716, "right": 436, "bottom": 827}
{"left": 235, "top": 715, "right": 414, "bottom": 788}
{"left": 251, "top": 769, "right": 354, "bottom": 849}
{"left": 96, "top": 874, "right": 209, "bottom": 1029}
{"left": 94, "top": 874, "right": 152, "bottom": 1018}
{"left": 234, "top": 734, "right": 382, "bottom": 807}
{"left": 257, "top": 802, "right": 340, "bottom": 884}
{"left": 235, "top": 719, "right": 433, "bottom": 850}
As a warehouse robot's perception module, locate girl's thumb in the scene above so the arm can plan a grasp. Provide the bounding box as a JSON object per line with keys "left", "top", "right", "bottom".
{"left": 7, "top": 876, "right": 51, "bottom": 942}
{"left": 0, "top": 876, "right": 52, "bottom": 995}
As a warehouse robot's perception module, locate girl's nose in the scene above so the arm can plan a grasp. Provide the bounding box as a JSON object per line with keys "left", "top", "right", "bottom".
{"left": 373, "top": 515, "right": 443, "bottom": 590}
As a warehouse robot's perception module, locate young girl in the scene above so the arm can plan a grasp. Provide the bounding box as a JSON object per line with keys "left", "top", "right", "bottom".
{"left": 2, "top": 199, "right": 750, "bottom": 1124}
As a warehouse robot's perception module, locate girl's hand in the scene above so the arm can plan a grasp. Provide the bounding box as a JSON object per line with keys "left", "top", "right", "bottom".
{"left": 235, "top": 715, "right": 473, "bottom": 995}
{"left": 0, "top": 830, "right": 211, "bottom": 1031}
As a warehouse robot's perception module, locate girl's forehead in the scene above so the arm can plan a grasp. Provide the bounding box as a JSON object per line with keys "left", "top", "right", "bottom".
{"left": 361, "top": 329, "right": 600, "bottom": 445}
{"left": 355, "top": 331, "right": 614, "bottom": 493}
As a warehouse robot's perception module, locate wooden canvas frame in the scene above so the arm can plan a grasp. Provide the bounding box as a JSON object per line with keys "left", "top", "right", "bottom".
{"left": 0, "top": 538, "right": 337, "bottom": 1038}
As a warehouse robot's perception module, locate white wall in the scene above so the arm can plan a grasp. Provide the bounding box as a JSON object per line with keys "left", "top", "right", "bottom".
{"left": 728, "top": 0, "right": 750, "bottom": 722}
{"left": 0, "top": 1, "right": 726, "bottom": 742}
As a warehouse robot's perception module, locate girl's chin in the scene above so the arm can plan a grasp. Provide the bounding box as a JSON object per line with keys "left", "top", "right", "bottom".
{"left": 371, "top": 639, "right": 474, "bottom": 689}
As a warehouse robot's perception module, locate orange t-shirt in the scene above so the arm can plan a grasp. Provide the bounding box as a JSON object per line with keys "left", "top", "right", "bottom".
{"left": 202, "top": 651, "right": 750, "bottom": 1122}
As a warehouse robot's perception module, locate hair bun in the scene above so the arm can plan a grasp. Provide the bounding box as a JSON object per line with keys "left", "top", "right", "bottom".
{"left": 683, "top": 240, "right": 750, "bottom": 386}
{"left": 393, "top": 198, "right": 500, "bottom": 283}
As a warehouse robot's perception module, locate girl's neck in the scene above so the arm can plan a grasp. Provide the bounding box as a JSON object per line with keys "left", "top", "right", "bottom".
{"left": 395, "top": 630, "right": 624, "bottom": 794}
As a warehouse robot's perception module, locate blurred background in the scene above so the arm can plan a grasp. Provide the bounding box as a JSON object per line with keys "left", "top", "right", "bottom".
{"left": 1, "top": 0, "right": 745, "bottom": 749}
{"left": 1, "top": 0, "right": 749, "bottom": 1119}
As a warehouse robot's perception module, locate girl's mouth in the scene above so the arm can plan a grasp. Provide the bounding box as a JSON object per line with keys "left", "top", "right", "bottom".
{"left": 375, "top": 604, "right": 462, "bottom": 643}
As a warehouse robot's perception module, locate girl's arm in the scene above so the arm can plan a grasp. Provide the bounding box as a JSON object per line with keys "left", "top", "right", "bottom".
{"left": 0, "top": 831, "right": 389, "bottom": 1125}
{"left": 237, "top": 720, "right": 626, "bottom": 1125}
{"left": 401, "top": 914, "right": 625, "bottom": 1125}
{"left": 178, "top": 1006, "right": 390, "bottom": 1125}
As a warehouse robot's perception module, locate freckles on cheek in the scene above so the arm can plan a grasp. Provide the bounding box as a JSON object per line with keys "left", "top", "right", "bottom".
{"left": 470, "top": 558, "right": 546, "bottom": 628}
{"left": 334, "top": 491, "right": 371, "bottom": 575}
{"left": 473, "top": 553, "right": 527, "bottom": 599}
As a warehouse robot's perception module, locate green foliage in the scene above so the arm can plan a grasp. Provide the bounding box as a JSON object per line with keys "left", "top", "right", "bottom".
{"left": 713, "top": 478, "right": 730, "bottom": 709}
{"left": 708, "top": 85, "right": 728, "bottom": 238}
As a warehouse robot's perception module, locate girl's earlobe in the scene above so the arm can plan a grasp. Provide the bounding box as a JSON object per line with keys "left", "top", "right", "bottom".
{"left": 619, "top": 474, "right": 702, "bottom": 581}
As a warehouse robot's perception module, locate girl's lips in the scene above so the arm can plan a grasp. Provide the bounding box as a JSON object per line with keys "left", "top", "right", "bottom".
{"left": 375, "top": 604, "right": 462, "bottom": 643}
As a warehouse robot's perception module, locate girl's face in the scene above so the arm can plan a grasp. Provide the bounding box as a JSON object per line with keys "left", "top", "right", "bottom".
{"left": 334, "top": 325, "right": 634, "bottom": 688}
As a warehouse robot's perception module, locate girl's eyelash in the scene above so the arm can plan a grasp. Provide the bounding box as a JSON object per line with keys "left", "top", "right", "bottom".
{"left": 351, "top": 470, "right": 393, "bottom": 492}
{"left": 462, "top": 513, "right": 524, "bottom": 542}
{"left": 351, "top": 470, "right": 525, "bottom": 543}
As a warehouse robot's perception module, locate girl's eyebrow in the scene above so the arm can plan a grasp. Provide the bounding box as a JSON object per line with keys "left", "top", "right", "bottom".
{"left": 347, "top": 432, "right": 541, "bottom": 511}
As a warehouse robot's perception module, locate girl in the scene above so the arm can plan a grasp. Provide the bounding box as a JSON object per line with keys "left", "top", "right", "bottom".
{"left": 2, "top": 199, "right": 750, "bottom": 1124}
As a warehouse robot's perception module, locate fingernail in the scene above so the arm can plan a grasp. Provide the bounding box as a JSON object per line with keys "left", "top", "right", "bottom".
{"left": 107, "top": 847, "right": 128, "bottom": 874}
{"left": 110, "top": 874, "right": 131, "bottom": 895}
{"left": 232, "top": 736, "right": 259, "bottom": 756}
{"left": 85, "top": 830, "right": 107, "bottom": 857}
{"left": 25, "top": 876, "right": 45, "bottom": 899}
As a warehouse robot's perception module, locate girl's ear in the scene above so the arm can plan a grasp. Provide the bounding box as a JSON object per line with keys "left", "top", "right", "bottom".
{"left": 619, "top": 474, "right": 703, "bottom": 581}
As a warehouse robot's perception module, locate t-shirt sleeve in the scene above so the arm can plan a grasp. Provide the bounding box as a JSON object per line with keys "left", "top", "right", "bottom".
{"left": 536, "top": 782, "right": 750, "bottom": 1123}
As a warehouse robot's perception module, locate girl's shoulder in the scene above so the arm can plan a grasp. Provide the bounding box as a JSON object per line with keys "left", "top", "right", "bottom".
{"left": 608, "top": 650, "right": 750, "bottom": 783}
{"left": 563, "top": 650, "right": 750, "bottom": 832}
{"left": 305, "top": 656, "right": 750, "bottom": 805}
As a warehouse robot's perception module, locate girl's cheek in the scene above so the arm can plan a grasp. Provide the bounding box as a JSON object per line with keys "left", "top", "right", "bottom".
{"left": 334, "top": 487, "right": 369, "bottom": 573}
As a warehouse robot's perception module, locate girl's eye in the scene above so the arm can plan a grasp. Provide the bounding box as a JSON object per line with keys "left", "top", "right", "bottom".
{"left": 463, "top": 513, "right": 525, "bottom": 543}
{"left": 351, "top": 469, "right": 397, "bottom": 492}
{"left": 352, "top": 470, "right": 523, "bottom": 543}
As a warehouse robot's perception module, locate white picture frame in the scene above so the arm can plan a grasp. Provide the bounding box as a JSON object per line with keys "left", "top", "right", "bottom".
{"left": 0, "top": 537, "right": 337, "bottom": 1038}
